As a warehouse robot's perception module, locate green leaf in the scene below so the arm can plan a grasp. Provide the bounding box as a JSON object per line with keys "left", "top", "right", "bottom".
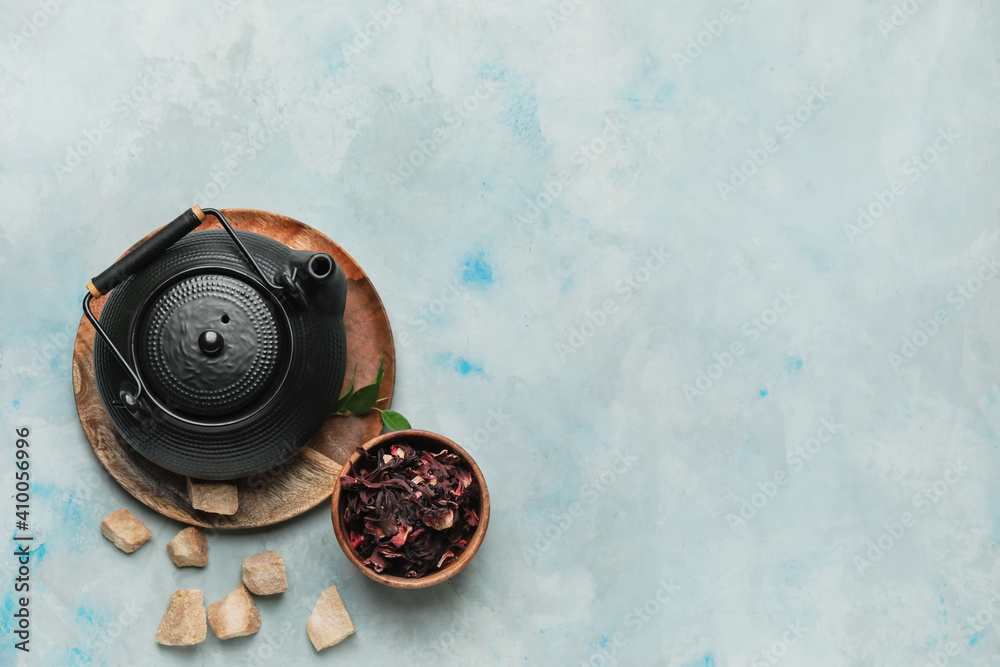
{"left": 380, "top": 410, "right": 411, "bottom": 431}
{"left": 336, "top": 384, "right": 355, "bottom": 413}
{"left": 345, "top": 383, "right": 380, "bottom": 414}
{"left": 344, "top": 355, "right": 385, "bottom": 415}
{"left": 334, "top": 369, "right": 357, "bottom": 413}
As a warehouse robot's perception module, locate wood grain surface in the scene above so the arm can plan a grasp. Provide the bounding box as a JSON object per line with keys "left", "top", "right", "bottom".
{"left": 72, "top": 208, "right": 395, "bottom": 529}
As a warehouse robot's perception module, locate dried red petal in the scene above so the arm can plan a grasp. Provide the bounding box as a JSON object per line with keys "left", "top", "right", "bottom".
{"left": 339, "top": 441, "right": 477, "bottom": 577}
{"left": 422, "top": 509, "right": 454, "bottom": 531}
{"left": 349, "top": 530, "right": 364, "bottom": 550}
{"left": 364, "top": 549, "right": 387, "bottom": 572}
{"left": 391, "top": 523, "right": 413, "bottom": 548}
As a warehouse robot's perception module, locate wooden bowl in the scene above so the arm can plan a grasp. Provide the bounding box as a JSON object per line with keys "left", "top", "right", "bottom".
{"left": 330, "top": 429, "right": 490, "bottom": 589}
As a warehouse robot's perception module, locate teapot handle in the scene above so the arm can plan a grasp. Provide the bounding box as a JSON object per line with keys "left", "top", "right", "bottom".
{"left": 82, "top": 206, "right": 287, "bottom": 410}
{"left": 86, "top": 206, "right": 206, "bottom": 298}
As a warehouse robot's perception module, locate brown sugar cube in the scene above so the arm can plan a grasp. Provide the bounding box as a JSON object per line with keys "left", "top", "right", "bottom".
{"left": 155, "top": 590, "right": 207, "bottom": 646}
{"left": 208, "top": 584, "right": 260, "bottom": 640}
{"left": 307, "top": 584, "right": 355, "bottom": 651}
{"left": 99, "top": 508, "right": 153, "bottom": 553}
{"left": 242, "top": 551, "right": 287, "bottom": 595}
{"left": 166, "top": 527, "right": 208, "bottom": 568}
{"left": 186, "top": 478, "right": 239, "bottom": 515}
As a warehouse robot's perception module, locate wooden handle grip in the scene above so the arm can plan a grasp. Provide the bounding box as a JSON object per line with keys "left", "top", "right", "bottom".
{"left": 88, "top": 207, "right": 206, "bottom": 296}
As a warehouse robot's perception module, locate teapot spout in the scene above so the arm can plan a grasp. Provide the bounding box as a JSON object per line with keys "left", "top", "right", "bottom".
{"left": 286, "top": 251, "right": 347, "bottom": 317}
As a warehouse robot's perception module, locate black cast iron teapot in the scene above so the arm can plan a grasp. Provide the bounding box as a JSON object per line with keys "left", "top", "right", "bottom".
{"left": 83, "top": 207, "right": 347, "bottom": 480}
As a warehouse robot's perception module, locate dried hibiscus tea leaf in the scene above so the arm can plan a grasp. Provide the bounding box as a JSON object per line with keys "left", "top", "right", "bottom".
{"left": 422, "top": 509, "right": 454, "bottom": 531}
{"left": 339, "top": 441, "right": 479, "bottom": 577}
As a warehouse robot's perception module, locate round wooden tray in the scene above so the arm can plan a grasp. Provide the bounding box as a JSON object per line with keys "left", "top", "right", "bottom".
{"left": 72, "top": 208, "right": 395, "bottom": 529}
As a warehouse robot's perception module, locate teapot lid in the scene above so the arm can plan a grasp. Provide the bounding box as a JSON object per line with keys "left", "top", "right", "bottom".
{"left": 133, "top": 271, "right": 289, "bottom": 419}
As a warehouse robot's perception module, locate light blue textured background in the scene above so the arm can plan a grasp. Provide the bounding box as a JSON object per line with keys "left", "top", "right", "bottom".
{"left": 2, "top": 0, "right": 1000, "bottom": 665}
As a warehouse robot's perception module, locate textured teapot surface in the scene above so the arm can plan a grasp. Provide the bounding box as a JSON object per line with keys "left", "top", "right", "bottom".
{"left": 91, "top": 227, "right": 347, "bottom": 480}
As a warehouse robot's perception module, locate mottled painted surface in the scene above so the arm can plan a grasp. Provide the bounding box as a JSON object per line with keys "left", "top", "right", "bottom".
{"left": 1, "top": 0, "right": 1000, "bottom": 665}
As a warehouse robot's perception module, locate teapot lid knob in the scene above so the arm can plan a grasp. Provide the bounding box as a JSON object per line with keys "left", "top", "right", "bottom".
{"left": 198, "top": 329, "right": 224, "bottom": 356}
